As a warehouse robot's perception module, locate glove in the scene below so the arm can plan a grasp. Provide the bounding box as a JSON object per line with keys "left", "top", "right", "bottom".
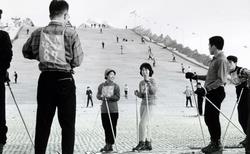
{"left": 185, "top": 72, "right": 197, "bottom": 80}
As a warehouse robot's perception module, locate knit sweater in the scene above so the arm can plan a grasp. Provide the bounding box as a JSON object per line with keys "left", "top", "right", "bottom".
{"left": 137, "top": 78, "right": 157, "bottom": 105}
{"left": 97, "top": 81, "right": 120, "bottom": 113}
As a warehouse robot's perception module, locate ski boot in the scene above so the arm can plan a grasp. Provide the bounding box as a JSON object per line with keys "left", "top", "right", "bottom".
{"left": 100, "top": 144, "right": 113, "bottom": 153}
{"left": 144, "top": 139, "right": 152, "bottom": 151}
{"left": 132, "top": 141, "right": 145, "bottom": 151}
{"left": 201, "top": 140, "right": 222, "bottom": 153}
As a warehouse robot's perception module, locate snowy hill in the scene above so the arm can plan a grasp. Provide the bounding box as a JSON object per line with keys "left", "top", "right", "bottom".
{"left": 4, "top": 26, "right": 243, "bottom": 153}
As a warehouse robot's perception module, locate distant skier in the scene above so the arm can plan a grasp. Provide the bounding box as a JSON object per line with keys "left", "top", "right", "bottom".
{"left": 14, "top": 71, "right": 18, "bottom": 84}
{"left": 183, "top": 86, "right": 193, "bottom": 107}
{"left": 133, "top": 63, "right": 157, "bottom": 151}
{"left": 181, "top": 63, "right": 185, "bottom": 73}
{"left": 124, "top": 84, "right": 129, "bottom": 99}
{"left": 172, "top": 54, "right": 176, "bottom": 62}
{"left": 102, "top": 41, "right": 105, "bottom": 49}
{"left": 116, "top": 36, "right": 119, "bottom": 43}
{"left": 86, "top": 86, "right": 93, "bottom": 107}
{"left": 148, "top": 46, "right": 154, "bottom": 60}
{"left": 141, "top": 37, "right": 145, "bottom": 44}
{"left": 194, "top": 82, "right": 205, "bottom": 115}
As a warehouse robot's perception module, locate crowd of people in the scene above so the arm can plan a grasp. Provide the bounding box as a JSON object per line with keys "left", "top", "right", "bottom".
{"left": 1, "top": 1, "right": 250, "bottom": 154}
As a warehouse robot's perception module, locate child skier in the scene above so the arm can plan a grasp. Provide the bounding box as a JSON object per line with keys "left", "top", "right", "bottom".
{"left": 133, "top": 62, "right": 157, "bottom": 151}
{"left": 97, "top": 69, "right": 120, "bottom": 152}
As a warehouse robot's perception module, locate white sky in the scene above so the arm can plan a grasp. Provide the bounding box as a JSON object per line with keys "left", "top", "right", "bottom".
{"left": 2, "top": 0, "right": 250, "bottom": 67}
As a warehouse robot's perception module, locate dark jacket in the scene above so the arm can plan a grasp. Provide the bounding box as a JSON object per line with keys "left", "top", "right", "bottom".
{"left": 0, "top": 30, "right": 12, "bottom": 72}
{"left": 86, "top": 89, "right": 92, "bottom": 97}
{"left": 194, "top": 87, "right": 206, "bottom": 101}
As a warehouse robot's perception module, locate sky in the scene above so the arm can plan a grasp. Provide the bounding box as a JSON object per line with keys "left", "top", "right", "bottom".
{"left": 2, "top": 0, "right": 250, "bottom": 68}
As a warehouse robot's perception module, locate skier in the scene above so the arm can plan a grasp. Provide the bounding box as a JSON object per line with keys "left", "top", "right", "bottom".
{"left": 186, "top": 36, "right": 227, "bottom": 153}
{"left": 172, "top": 54, "right": 176, "bottom": 62}
{"left": 86, "top": 86, "right": 93, "bottom": 107}
{"left": 120, "top": 45, "right": 123, "bottom": 54}
{"left": 22, "top": 1, "right": 84, "bottom": 153}
{"left": 227, "top": 55, "right": 250, "bottom": 147}
{"left": 194, "top": 82, "right": 206, "bottom": 115}
{"left": 124, "top": 84, "right": 129, "bottom": 99}
{"left": 181, "top": 63, "right": 185, "bottom": 73}
{"left": 116, "top": 36, "right": 119, "bottom": 43}
{"left": 97, "top": 69, "right": 120, "bottom": 152}
{"left": 183, "top": 86, "right": 193, "bottom": 107}
{"left": 133, "top": 62, "right": 157, "bottom": 151}
{"left": 148, "top": 46, "right": 154, "bottom": 60}
{"left": 14, "top": 71, "right": 18, "bottom": 84}
{"left": 102, "top": 42, "right": 105, "bottom": 49}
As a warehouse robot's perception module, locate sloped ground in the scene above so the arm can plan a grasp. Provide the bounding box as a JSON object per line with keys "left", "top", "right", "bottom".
{"left": 3, "top": 27, "right": 245, "bottom": 153}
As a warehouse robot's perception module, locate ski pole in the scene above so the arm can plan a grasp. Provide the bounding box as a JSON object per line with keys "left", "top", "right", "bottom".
{"left": 204, "top": 96, "right": 245, "bottom": 135}
{"left": 104, "top": 97, "right": 118, "bottom": 152}
{"left": 145, "top": 85, "right": 152, "bottom": 141}
{"left": 6, "top": 82, "right": 34, "bottom": 147}
{"left": 189, "top": 79, "right": 206, "bottom": 146}
{"left": 222, "top": 88, "right": 244, "bottom": 146}
{"left": 135, "top": 96, "right": 139, "bottom": 144}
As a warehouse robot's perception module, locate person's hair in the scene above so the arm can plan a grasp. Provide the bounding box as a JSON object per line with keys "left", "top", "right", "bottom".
{"left": 140, "top": 62, "right": 154, "bottom": 77}
{"left": 227, "top": 55, "right": 238, "bottom": 63}
{"left": 209, "top": 36, "right": 224, "bottom": 50}
{"left": 49, "top": 0, "right": 69, "bottom": 19}
{"left": 0, "top": 9, "right": 2, "bottom": 15}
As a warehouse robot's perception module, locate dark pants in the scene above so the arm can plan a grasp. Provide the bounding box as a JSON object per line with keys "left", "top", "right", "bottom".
{"left": 204, "top": 86, "right": 225, "bottom": 142}
{"left": 246, "top": 108, "right": 250, "bottom": 153}
{"left": 197, "top": 96, "right": 203, "bottom": 115}
{"left": 35, "top": 72, "right": 76, "bottom": 154}
{"left": 86, "top": 96, "right": 93, "bottom": 107}
{"left": 124, "top": 91, "right": 128, "bottom": 98}
{"left": 186, "top": 96, "right": 193, "bottom": 107}
{"left": 0, "top": 76, "right": 8, "bottom": 145}
{"left": 244, "top": 88, "right": 250, "bottom": 153}
{"left": 101, "top": 113, "right": 119, "bottom": 144}
{"left": 236, "top": 87, "right": 250, "bottom": 134}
